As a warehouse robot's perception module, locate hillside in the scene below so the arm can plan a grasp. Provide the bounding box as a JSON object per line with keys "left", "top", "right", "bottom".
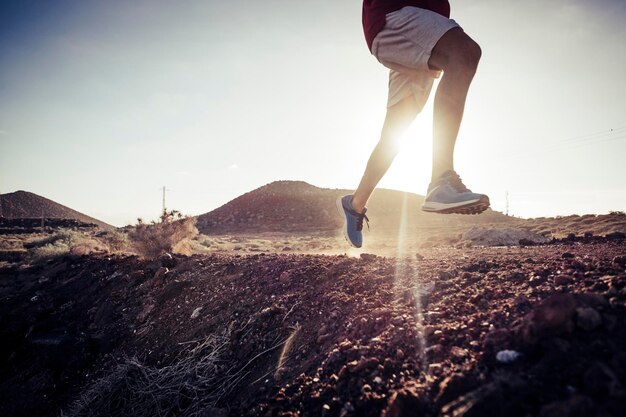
{"left": 196, "top": 181, "right": 513, "bottom": 236}
{"left": 1, "top": 239, "right": 625, "bottom": 416}
{"left": 0, "top": 191, "right": 112, "bottom": 229}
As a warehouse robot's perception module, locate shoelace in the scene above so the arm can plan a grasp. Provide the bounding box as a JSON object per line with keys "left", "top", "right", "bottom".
{"left": 356, "top": 212, "right": 370, "bottom": 232}
{"left": 446, "top": 171, "right": 471, "bottom": 193}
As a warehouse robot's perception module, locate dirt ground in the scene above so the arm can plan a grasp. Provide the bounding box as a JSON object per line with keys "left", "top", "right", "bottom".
{"left": 1, "top": 236, "right": 625, "bottom": 417}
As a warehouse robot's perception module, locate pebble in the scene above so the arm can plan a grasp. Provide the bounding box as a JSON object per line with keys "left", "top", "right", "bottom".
{"left": 190, "top": 307, "right": 202, "bottom": 319}
{"left": 575, "top": 307, "right": 602, "bottom": 331}
{"left": 450, "top": 346, "right": 469, "bottom": 359}
{"left": 496, "top": 350, "right": 522, "bottom": 363}
{"left": 554, "top": 275, "right": 574, "bottom": 286}
{"left": 279, "top": 271, "right": 291, "bottom": 284}
{"left": 612, "top": 255, "right": 626, "bottom": 267}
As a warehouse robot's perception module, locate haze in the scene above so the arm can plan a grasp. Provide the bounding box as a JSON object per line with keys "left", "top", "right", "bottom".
{"left": 1, "top": 0, "right": 625, "bottom": 226}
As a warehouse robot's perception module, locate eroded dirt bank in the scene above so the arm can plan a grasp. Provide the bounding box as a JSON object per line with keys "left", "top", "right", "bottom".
{"left": 1, "top": 239, "right": 625, "bottom": 417}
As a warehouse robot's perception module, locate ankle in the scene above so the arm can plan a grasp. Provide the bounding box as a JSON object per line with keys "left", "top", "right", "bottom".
{"left": 350, "top": 195, "right": 366, "bottom": 213}
{"left": 431, "top": 167, "right": 454, "bottom": 183}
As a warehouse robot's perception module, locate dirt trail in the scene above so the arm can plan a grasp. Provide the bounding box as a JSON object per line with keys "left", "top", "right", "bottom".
{"left": 1, "top": 239, "right": 625, "bottom": 417}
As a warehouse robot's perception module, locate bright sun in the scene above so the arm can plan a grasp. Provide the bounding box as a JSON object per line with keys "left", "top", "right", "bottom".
{"left": 378, "top": 104, "right": 435, "bottom": 195}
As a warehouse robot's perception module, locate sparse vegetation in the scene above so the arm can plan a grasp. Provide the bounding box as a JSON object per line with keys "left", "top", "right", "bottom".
{"left": 128, "top": 209, "right": 198, "bottom": 259}
{"left": 27, "top": 230, "right": 103, "bottom": 260}
{"left": 96, "top": 229, "right": 131, "bottom": 253}
{"left": 64, "top": 332, "right": 231, "bottom": 417}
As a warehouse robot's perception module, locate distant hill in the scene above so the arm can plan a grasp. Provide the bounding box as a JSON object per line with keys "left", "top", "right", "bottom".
{"left": 0, "top": 191, "right": 112, "bottom": 229}
{"left": 196, "top": 180, "right": 514, "bottom": 235}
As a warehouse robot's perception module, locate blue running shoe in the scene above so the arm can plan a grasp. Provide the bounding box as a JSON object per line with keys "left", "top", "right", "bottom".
{"left": 421, "top": 170, "right": 490, "bottom": 215}
{"left": 336, "top": 195, "right": 369, "bottom": 248}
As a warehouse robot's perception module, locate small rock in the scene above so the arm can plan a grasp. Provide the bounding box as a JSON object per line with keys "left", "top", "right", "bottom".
{"left": 317, "top": 325, "right": 329, "bottom": 337}
{"left": 279, "top": 271, "right": 292, "bottom": 284}
{"left": 392, "top": 316, "right": 404, "bottom": 326}
{"left": 339, "top": 402, "right": 354, "bottom": 417}
{"left": 355, "top": 356, "right": 379, "bottom": 372}
{"left": 561, "top": 252, "right": 575, "bottom": 259}
{"left": 583, "top": 362, "right": 622, "bottom": 397}
{"left": 435, "top": 373, "right": 473, "bottom": 405}
{"left": 438, "top": 270, "right": 453, "bottom": 280}
{"left": 575, "top": 307, "right": 602, "bottom": 331}
{"left": 360, "top": 253, "right": 378, "bottom": 262}
{"left": 415, "top": 252, "right": 424, "bottom": 260}
{"left": 425, "top": 344, "right": 444, "bottom": 360}
{"left": 529, "top": 276, "right": 547, "bottom": 287}
{"left": 554, "top": 275, "right": 574, "bottom": 286}
{"left": 153, "top": 266, "right": 169, "bottom": 285}
{"left": 496, "top": 350, "right": 522, "bottom": 363}
{"left": 613, "top": 255, "right": 626, "bottom": 267}
{"left": 317, "top": 333, "right": 331, "bottom": 345}
{"left": 450, "top": 346, "right": 469, "bottom": 359}
{"left": 157, "top": 252, "right": 177, "bottom": 268}
{"left": 382, "top": 383, "right": 423, "bottom": 417}
{"left": 190, "top": 307, "right": 203, "bottom": 319}
{"left": 519, "top": 293, "right": 577, "bottom": 345}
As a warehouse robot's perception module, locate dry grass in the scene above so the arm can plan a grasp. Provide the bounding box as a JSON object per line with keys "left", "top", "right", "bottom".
{"left": 27, "top": 230, "right": 107, "bottom": 260}
{"left": 97, "top": 229, "right": 131, "bottom": 253}
{"left": 63, "top": 332, "right": 230, "bottom": 417}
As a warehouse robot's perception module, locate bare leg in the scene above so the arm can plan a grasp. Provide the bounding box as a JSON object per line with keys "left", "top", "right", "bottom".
{"left": 351, "top": 95, "right": 420, "bottom": 213}
{"left": 427, "top": 27, "right": 481, "bottom": 183}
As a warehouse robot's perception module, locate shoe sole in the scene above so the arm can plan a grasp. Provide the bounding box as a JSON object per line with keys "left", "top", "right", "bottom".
{"left": 336, "top": 196, "right": 361, "bottom": 248}
{"left": 421, "top": 195, "right": 490, "bottom": 215}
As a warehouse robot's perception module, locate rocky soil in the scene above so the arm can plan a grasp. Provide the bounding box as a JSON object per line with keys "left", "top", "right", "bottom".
{"left": 1, "top": 237, "right": 625, "bottom": 417}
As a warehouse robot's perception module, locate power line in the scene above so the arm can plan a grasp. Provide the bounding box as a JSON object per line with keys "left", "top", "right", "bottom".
{"left": 499, "top": 127, "right": 626, "bottom": 161}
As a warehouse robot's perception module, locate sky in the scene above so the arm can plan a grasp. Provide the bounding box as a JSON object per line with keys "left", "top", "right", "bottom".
{"left": 1, "top": 0, "right": 625, "bottom": 226}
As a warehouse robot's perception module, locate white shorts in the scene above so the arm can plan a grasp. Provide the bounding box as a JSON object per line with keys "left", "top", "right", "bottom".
{"left": 371, "top": 6, "right": 460, "bottom": 109}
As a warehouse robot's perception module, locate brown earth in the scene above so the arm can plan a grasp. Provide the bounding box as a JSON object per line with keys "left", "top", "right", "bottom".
{"left": 1, "top": 236, "right": 625, "bottom": 417}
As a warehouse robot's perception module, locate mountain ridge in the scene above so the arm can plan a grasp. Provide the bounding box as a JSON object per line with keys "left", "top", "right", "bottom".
{"left": 196, "top": 180, "right": 512, "bottom": 235}
{"left": 0, "top": 190, "right": 113, "bottom": 229}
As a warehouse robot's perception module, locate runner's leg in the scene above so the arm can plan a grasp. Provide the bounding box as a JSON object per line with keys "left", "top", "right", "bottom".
{"left": 351, "top": 94, "right": 420, "bottom": 213}
{"left": 427, "top": 27, "right": 481, "bottom": 182}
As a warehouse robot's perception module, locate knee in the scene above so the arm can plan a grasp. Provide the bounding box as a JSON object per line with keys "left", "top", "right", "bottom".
{"left": 467, "top": 39, "right": 482, "bottom": 68}
{"left": 447, "top": 38, "right": 481, "bottom": 76}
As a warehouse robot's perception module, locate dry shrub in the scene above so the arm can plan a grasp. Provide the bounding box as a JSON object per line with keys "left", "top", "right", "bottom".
{"left": 97, "top": 229, "right": 131, "bottom": 253}
{"left": 63, "top": 332, "right": 231, "bottom": 417}
{"left": 69, "top": 238, "right": 108, "bottom": 256}
{"left": 128, "top": 212, "right": 198, "bottom": 259}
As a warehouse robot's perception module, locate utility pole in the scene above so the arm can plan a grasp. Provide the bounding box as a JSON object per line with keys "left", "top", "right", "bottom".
{"left": 505, "top": 191, "right": 510, "bottom": 216}
{"left": 0, "top": 191, "right": 3, "bottom": 218}
{"left": 161, "top": 186, "right": 170, "bottom": 215}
